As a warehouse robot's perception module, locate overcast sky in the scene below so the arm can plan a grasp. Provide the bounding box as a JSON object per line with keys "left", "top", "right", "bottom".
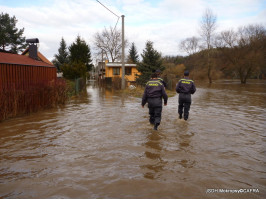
{"left": 1, "top": 0, "right": 265, "bottom": 63}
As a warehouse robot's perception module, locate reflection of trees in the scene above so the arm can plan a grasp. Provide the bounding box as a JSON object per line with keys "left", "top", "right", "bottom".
{"left": 72, "top": 85, "right": 90, "bottom": 105}
{"left": 142, "top": 132, "right": 166, "bottom": 179}
{"left": 101, "top": 87, "right": 125, "bottom": 106}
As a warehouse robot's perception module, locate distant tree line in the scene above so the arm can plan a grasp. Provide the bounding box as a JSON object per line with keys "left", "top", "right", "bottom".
{"left": 179, "top": 8, "right": 266, "bottom": 84}
{"left": 2, "top": 10, "right": 265, "bottom": 86}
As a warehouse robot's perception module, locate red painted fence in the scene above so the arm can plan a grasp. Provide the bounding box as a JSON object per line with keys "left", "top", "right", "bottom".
{"left": 0, "top": 53, "right": 67, "bottom": 121}
{"left": 0, "top": 63, "right": 56, "bottom": 90}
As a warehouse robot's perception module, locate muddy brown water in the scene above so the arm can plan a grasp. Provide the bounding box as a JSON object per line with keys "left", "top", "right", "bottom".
{"left": 0, "top": 80, "right": 265, "bottom": 198}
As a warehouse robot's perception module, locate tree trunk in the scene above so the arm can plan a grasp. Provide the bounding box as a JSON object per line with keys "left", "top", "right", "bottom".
{"left": 241, "top": 79, "right": 246, "bottom": 84}
{"left": 242, "top": 66, "right": 252, "bottom": 84}
{"left": 207, "top": 50, "right": 212, "bottom": 83}
{"left": 208, "top": 65, "right": 212, "bottom": 83}
{"left": 239, "top": 67, "right": 245, "bottom": 84}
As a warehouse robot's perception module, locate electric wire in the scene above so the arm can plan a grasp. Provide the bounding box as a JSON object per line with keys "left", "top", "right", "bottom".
{"left": 96, "top": 0, "right": 119, "bottom": 18}
{"left": 96, "top": 0, "right": 120, "bottom": 33}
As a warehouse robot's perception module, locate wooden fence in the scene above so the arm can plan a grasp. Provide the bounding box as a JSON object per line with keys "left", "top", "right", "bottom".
{"left": 0, "top": 63, "right": 67, "bottom": 121}
{"left": 0, "top": 63, "right": 56, "bottom": 90}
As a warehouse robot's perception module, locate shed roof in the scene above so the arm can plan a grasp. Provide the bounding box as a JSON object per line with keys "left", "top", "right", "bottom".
{"left": 0, "top": 52, "right": 54, "bottom": 67}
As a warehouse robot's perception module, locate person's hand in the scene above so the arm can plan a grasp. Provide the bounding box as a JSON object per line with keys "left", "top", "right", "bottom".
{"left": 164, "top": 104, "right": 167, "bottom": 106}
{"left": 142, "top": 105, "right": 144, "bottom": 108}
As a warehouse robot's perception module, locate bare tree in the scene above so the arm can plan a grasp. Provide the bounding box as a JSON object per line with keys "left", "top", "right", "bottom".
{"left": 215, "top": 29, "right": 238, "bottom": 48}
{"left": 199, "top": 8, "right": 217, "bottom": 83}
{"left": 179, "top": 36, "right": 201, "bottom": 55}
{"left": 94, "top": 26, "right": 128, "bottom": 62}
{"left": 216, "top": 24, "right": 266, "bottom": 83}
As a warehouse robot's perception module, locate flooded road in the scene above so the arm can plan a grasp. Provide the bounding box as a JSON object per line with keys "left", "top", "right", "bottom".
{"left": 0, "top": 80, "right": 265, "bottom": 198}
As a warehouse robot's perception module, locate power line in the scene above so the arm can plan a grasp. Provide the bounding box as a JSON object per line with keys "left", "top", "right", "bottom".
{"left": 96, "top": 0, "right": 120, "bottom": 32}
{"left": 113, "top": 16, "right": 120, "bottom": 32}
{"left": 96, "top": 0, "right": 119, "bottom": 18}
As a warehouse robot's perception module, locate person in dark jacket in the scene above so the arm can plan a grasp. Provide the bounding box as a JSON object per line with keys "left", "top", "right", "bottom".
{"left": 155, "top": 69, "right": 167, "bottom": 88}
{"left": 142, "top": 73, "right": 168, "bottom": 130}
{"left": 176, "top": 70, "right": 196, "bottom": 120}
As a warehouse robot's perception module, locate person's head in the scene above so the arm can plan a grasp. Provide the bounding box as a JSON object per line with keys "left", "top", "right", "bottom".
{"left": 151, "top": 73, "right": 158, "bottom": 79}
{"left": 184, "top": 70, "right": 189, "bottom": 77}
{"left": 155, "top": 69, "right": 161, "bottom": 74}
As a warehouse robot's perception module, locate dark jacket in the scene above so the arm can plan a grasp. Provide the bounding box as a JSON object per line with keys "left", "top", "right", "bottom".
{"left": 176, "top": 78, "right": 196, "bottom": 94}
{"left": 158, "top": 77, "right": 167, "bottom": 88}
{"left": 142, "top": 79, "right": 168, "bottom": 107}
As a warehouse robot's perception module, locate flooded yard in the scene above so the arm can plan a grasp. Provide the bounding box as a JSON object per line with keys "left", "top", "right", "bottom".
{"left": 0, "top": 80, "right": 265, "bottom": 198}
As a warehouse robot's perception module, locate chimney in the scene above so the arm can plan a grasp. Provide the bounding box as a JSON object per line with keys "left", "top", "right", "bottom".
{"left": 26, "top": 38, "right": 39, "bottom": 60}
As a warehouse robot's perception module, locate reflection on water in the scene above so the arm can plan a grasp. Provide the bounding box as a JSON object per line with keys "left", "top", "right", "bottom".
{"left": 0, "top": 80, "right": 265, "bottom": 198}
{"left": 143, "top": 131, "right": 165, "bottom": 180}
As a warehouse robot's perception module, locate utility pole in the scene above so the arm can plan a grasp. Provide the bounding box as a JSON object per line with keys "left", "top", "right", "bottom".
{"left": 121, "top": 15, "right": 125, "bottom": 89}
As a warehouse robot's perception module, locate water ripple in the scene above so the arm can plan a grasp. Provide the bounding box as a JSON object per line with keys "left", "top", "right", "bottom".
{"left": 0, "top": 81, "right": 265, "bottom": 198}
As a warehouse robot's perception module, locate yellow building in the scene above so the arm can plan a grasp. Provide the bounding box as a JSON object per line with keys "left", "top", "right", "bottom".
{"left": 105, "top": 61, "right": 140, "bottom": 83}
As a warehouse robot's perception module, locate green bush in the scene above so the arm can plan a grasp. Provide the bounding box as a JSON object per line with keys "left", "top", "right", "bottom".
{"left": 61, "top": 61, "right": 87, "bottom": 80}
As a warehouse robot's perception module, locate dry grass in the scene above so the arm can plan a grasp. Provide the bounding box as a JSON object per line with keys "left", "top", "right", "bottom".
{"left": 0, "top": 79, "right": 68, "bottom": 122}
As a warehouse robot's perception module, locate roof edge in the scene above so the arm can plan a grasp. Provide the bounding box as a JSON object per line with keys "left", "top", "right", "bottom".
{"left": 0, "top": 61, "right": 55, "bottom": 68}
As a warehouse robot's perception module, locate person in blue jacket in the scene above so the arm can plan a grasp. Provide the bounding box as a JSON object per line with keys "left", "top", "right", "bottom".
{"left": 142, "top": 73, "right": 168, "bottom": 130}
{"left": 176, "top": 70, "right": 196, "bottom": 120}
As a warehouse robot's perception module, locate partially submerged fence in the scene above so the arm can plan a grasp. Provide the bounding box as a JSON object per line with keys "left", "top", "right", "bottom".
{"left": 0, "top": 80, "right": 68, "bottom": 121}
{"left": 0, "top": 53, "right": 67, "bottom": 121}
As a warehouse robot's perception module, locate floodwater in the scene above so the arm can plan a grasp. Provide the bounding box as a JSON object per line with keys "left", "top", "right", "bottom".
{"left": 0, "top": 80, "right": 265, "bottom": 198}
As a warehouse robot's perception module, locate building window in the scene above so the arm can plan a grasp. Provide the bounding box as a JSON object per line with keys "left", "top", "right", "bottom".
{"left": 125, "top": 67, "right": 132, "bottom": 75}
{"left": 113, "top": 67, "right": 120, "bottom": 75}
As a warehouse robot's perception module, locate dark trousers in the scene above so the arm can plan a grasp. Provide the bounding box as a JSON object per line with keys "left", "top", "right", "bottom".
{"left": 149, "top": 106, "right": 162, "bottom": 125}
{"left": 178, "top": 93, "right": 191, "bottom": 120}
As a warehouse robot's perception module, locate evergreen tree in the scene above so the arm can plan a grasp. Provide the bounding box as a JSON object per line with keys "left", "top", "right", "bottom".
{"left": 0, "top": 12, "right": 26, "bottom": 53}
{"left": 127, "top": 42, "right": 139, "bottom": 64}
{"left": 136, "top": 41, "right": 164, "bottom": 86}
{"left": 52, "top": 37, "right": 69, "bottom": 71}
{"left": 69, "top": 35, "right": 93, "bottom": 72}
{"left": 61, "top": 61, "right": 87, "bottom": 80}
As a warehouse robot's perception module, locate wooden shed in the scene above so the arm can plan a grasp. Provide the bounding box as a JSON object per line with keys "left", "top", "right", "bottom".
{"left": 0, "top": 52, "right": 56, "bottom": 91}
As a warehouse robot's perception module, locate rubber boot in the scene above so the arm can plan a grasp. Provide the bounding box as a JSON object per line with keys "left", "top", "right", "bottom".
{"left": 154, "top": 123, "right": 159, "bottom": 130}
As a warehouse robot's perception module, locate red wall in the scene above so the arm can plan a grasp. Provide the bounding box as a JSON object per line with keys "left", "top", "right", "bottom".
{"left": 0, "top": 64, "right": 56, "bottom": 90}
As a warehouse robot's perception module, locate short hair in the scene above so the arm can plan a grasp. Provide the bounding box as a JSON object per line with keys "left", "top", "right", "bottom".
{"left": 184, "top": 70, "right": 189, "bottom": 76}
{"left": 151, "top": 73, "right": 158, "bottom": 78}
